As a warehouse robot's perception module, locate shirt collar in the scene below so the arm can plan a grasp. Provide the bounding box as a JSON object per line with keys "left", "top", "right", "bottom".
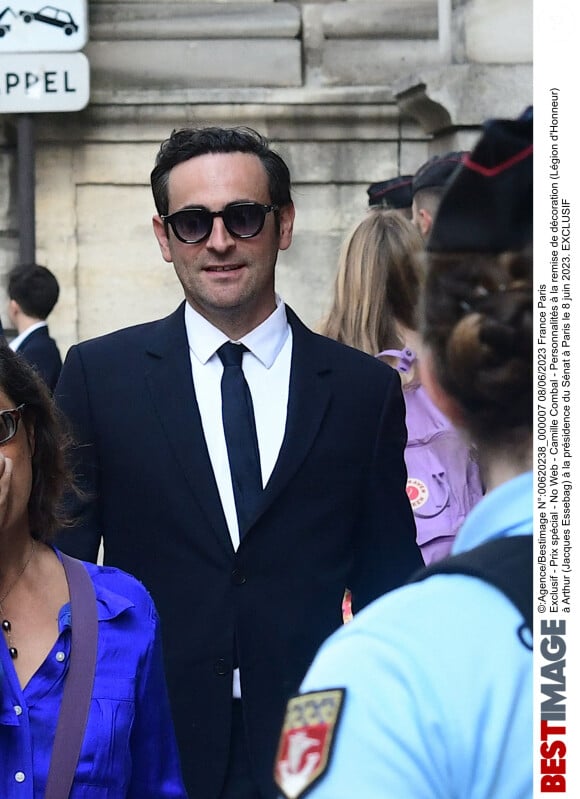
{"left": 453, "top": 470, "right": 533, "bottom": 554}
{"left": 8, "top": 321, "right": 48, "bottom": 352}
{"left": 53, "top": 550, "right": 135, "bottom": 630}
{"left": 57, "top": 580, "right": 136, "bottom": 633}
{"left": 0, "top": 556, "right": 136, "bottom": 724}
{"left": 184, "top": 296, "right": 289, "bottom": 368}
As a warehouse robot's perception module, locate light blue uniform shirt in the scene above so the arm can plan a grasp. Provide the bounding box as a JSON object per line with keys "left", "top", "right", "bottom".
{"left": 295, "top": 472, "right": 532, "bottom": 799}
{"left": 0, "top": 553, "right": 187, "bottom": 798}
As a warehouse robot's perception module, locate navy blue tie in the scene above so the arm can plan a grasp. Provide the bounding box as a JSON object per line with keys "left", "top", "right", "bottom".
{"left": 217, "top": 342, "right": 262, "bottom": 537}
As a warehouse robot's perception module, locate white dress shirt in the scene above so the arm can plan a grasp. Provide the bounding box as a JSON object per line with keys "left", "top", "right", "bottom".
{"left": 8, "top": 321, "right": 48, "bottom": 351}
{"left": 184, "top": 297, "right": 292, "bottom": 550}
{"left": 185, "top": 298, "right": 293, "bottom": 698}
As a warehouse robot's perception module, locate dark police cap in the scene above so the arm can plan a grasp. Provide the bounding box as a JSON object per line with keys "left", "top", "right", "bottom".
{"left": 426, "top": 107, "right": 533, "bottom": 254}
{"left": 412, "top": 151, "right": 466, "bottom": 196}
{"left": 367, "top": 175, "right": 413, "bottom": 209}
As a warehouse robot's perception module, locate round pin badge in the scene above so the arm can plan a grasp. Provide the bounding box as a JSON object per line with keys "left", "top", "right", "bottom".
{"left": 406, "top": 477, "right": 429, "bottom": 510}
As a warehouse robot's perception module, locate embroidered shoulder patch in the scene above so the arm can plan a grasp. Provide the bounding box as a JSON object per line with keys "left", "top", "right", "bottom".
{"left": 274, "top": 689, "right": 345, "bottom": 799}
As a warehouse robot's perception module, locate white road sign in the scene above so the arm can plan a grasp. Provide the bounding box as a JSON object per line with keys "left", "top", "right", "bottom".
{"left": 0, "top": 51, "right": 89, "bottom": 112}
{"left": 0, "top": 2, "right": 88, "bottom": 52}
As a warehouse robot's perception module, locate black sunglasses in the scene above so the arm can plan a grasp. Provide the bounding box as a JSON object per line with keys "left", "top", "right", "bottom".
{"left": 161, "top": 202, "right": 279, "bottom": 244}
{"left": 0, "top": 404, "right": 25, "bottom": 446}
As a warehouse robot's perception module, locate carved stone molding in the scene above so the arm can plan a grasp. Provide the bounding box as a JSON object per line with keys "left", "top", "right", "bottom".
{"left": 26, "top": 95, "right": 405, "bottom": 144}
{"left": 394, "top": 64, "right": 533, "bottom": 135}
{"left": 89, "top": 2, "right": 300, "bottom": 39}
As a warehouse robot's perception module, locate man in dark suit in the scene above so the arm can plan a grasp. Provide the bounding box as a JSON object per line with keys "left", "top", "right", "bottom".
{"left": 55, "top": 127, "right": 421, "bottom": 799}
{"left": 7, "top": 263, "right": 62, "bottom": 391}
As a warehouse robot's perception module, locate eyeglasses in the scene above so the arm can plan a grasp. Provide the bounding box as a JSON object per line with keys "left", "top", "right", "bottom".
{"left": 161, "top": 202, "right": 278, "bottom": 244}
{"left": 0, "top": 405, "right": 25, "bottom": 445}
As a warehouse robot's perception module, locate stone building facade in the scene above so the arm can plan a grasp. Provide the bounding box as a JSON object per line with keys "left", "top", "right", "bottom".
{"left": 0, "top": 0, "right": 532, "bottom": 352}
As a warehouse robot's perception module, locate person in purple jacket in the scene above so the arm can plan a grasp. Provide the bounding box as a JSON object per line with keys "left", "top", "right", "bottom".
{"left": 0, "top": 344, "right": 187, "bottom": 798}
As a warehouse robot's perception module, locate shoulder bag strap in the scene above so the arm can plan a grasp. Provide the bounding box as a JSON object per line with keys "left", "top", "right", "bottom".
{"left": 45, "top": 553, "right": 98, "bottom": 799}
{"left": 376, "top": 348, "right": 416, "bottom": 375}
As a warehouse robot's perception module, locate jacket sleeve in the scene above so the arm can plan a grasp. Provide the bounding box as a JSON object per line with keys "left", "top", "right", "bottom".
{"left": 18, "top": 339, "right": 62, "bottom": 392}
{"left": 128, "top": 605, "right": 189, "bottom": 799}
{"left": 54, "top": 345, "right": 103, "bottom": 562}
{"left": 349, "top": 369, "right": 422, "bottom": 613}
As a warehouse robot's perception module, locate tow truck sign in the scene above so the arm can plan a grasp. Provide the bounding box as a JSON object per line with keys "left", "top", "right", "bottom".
{"left": 0, "top": 51, "right": 89, "bottom": 112}
{"left": 0, "top": 2, "right": 87, "bottom": 52}
{"left": 0, "top": 1, "right": 88, "bottom": 112}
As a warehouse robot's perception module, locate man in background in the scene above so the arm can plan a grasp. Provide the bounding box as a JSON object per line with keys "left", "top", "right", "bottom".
{"left": 411, "top": 151, "right": 465, "bottom": 237}
{"left": 7, "top": 263, "right": 62, "bottom": 391}
{"left": 366, "top": 175, "right": 413, "bottom": 218}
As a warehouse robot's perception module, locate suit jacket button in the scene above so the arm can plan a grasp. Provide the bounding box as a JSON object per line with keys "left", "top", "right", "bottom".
{"left": 214, "top": 658, "right": 229, "bottom": 676}
{"left": 231, "top": 569, "right": 247, "bottom": 585}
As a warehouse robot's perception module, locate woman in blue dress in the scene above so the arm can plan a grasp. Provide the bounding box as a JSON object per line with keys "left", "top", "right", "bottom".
{"left": 0, "top": 345, "right": 188, "bottom": 798}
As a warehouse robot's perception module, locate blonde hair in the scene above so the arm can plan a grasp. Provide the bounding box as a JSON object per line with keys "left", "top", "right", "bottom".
{"left": 319, "top": 209, "right": 424, "bottom": 355}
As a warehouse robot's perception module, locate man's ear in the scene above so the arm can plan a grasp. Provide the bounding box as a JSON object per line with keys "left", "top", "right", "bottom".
{"left": 7, "top": 298, "right": 20, "bottom": 325}
{"left": 152, "top": 215, "right": 174, "bottom": 263}
{"left": 418, "top": 349, "right": 466, "bottom": 428}
{"left": 278, "top": 202, "right": 295, "bottom": 251}
{"left": 417, "top": 208, "right": 433, "bottom": 238}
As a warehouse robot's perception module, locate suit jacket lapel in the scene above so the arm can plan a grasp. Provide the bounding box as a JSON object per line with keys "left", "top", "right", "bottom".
{"left": 144, "top": 304, "right": 234, "bottom": 555}
{"left": 250, "top": 307, "right": 332, "bottom": 527}
{"left": 142, "top": 304, "right": 332, "bottom": 546}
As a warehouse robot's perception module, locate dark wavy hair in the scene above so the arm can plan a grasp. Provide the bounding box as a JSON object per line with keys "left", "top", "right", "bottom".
{"left": 420, "top": 248, "right": 532, "bottom": 449}
{"left": 150, "top": 125, "right": 292, "bottom": 217}
{"left": 0, "top": 345, "right": 75, "bottom": 540}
